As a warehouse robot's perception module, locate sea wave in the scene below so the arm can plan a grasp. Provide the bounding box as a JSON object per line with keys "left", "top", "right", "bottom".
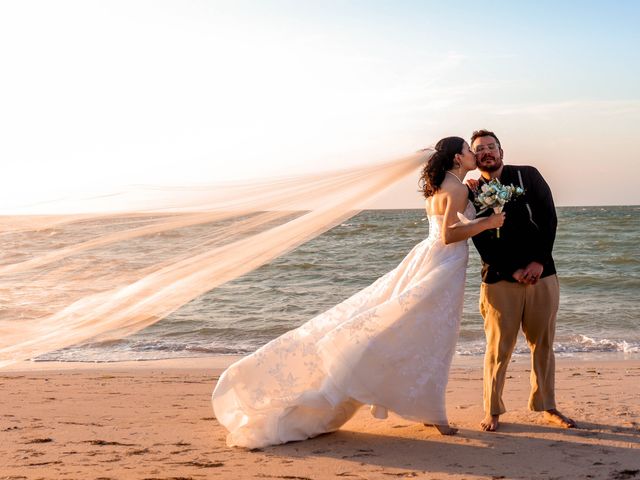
{"left": 34, "top": 332, "right": 640, "bottom": 363}
{"left": 568, "top": 334, "right": 640, "bottom": 353}
{"left": 560, "top": 275, "right": 640, "bottom": 289}
{"left": 13, "top": 206, "right": 640, "bottom": 364}
{"left": 456, "top": 335, "right": 640, "bottom": 356}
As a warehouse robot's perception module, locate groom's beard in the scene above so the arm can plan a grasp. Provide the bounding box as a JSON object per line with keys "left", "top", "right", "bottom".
{"left": 476, "top": 153, "right": 503, "bottom": 173}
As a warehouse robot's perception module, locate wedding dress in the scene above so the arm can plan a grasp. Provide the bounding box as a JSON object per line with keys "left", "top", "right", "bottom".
{"left": 212, "top": 201, "right": 476, "bottom": 448}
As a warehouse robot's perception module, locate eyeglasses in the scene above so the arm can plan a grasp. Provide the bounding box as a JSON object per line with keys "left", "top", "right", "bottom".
{"left": 472, "top": 143, "right": 499, "bottom": 154}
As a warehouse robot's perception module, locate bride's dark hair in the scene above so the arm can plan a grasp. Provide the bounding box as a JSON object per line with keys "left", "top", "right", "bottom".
{"left": 419, "top": 136, "right": 465, "bottom": 198}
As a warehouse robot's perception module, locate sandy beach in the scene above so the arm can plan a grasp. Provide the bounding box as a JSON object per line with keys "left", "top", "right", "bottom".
{"left": 1, "top": 355, "right": 639, "bottom": 480}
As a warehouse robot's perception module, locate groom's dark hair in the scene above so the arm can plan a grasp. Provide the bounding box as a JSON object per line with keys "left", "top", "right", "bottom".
{"left": 471, "top": 129, "right": 501, "bottom": 148}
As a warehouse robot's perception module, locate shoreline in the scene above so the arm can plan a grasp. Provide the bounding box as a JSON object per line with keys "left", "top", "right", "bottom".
{"left": 4, "top": 350, "right": 639, "bottom": 373}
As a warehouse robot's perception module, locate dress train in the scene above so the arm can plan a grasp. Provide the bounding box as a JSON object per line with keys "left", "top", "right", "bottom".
{"left": 212, "top": 203, "right": 475, "bottom": 448}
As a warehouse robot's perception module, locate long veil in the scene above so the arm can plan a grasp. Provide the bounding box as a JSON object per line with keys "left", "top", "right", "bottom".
{"left": 0, "top": 151, "right": 430, "bottom": 368}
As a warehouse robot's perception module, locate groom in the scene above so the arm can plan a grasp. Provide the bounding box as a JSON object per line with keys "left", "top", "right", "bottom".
{"left": 469, "top": 129, "right": 577, "bottom": 432}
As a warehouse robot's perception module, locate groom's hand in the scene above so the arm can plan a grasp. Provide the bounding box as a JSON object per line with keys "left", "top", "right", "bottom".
{"left": 512, "top": 268, "right": 525, "bottom": 282}
{"left": 465, "top": 178, "right": 480, "bottom": 193}
{"left": 521, "top": 262, "right": 544, "bottom": 285}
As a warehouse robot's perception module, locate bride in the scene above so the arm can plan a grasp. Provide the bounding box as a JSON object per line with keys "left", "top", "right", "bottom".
{"left": 212, "top": 136, "right": 505, "bottom": 448}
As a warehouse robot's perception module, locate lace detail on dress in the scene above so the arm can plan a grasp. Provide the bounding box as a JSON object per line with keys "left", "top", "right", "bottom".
{"left": 212, "top": 202, "right": 476, "bottom": 448}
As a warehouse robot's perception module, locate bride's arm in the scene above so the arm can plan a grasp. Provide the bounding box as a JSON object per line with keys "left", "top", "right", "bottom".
{"left": 441, "top": 188, "right": 504, "bottom": 245}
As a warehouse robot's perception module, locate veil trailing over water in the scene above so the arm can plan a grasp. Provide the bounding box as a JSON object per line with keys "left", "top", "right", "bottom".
{"left": 0, "top": 151, "right": 430, "bottom": 368}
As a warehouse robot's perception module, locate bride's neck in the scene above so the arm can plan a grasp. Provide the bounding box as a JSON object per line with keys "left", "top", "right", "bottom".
{"left": 446, "top": 169, "right": 466, "bottom": 183}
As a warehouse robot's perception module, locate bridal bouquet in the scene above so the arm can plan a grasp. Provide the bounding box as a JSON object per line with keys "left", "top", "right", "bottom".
{"left": 475, "top": 179, "right": 524, "bottom": 238}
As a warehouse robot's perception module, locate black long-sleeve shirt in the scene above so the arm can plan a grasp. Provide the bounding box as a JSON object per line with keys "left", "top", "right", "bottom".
{"left": 471, "top": 165, "right": 557, "bottom": 284}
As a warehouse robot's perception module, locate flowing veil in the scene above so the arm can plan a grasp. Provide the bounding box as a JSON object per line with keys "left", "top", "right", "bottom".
{"left": 0, "top": 151, "right": 430, "bottom": 368}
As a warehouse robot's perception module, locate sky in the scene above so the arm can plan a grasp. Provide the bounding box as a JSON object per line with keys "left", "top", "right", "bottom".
{"left": 1, "top": 0, "right": 639, "bottom": 212}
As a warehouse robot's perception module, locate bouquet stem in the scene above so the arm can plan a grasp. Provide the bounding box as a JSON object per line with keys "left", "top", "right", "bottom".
{"left": 493, "top": 206, "right": 503, "bottom": 238}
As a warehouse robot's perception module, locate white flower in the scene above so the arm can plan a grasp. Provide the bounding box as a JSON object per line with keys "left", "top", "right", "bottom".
{"left": 474, "top": 178, "right": 524, "bottom": 211}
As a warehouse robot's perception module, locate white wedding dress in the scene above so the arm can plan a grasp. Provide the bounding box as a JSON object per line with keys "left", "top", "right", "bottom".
{"left": 212, "top": 202, "right": 475, "bottom": 448}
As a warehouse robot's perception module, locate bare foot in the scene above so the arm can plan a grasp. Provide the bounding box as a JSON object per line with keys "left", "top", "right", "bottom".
{"left": 543, "top": 409, "right": 577, "bottom": 428}
{"left": 480, "top": 414, "right": 499, "bottom": 431}
{"left": 424, "top": 423, "right": 458, "bottom": 435}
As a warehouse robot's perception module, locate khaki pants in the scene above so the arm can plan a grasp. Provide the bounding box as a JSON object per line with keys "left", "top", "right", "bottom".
{"left": 480, "top": 275, "right": 559, "bottom": 415}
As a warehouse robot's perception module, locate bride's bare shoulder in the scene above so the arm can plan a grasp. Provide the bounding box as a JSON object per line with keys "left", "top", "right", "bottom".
{"left": 426, "top": 178, "right": 469, "bottom": 216}
{"left": 440, "top": 177, "right": 469, "bottom": 196}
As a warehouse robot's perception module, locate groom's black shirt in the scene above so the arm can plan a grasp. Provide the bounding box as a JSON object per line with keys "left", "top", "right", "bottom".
{"left": 472, "top": 165, "right": 557, "bottom": 284}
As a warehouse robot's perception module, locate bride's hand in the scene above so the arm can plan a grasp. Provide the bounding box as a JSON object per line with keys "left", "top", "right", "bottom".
{"left": 485, "top": 212, "right": 505, "bottom": 229}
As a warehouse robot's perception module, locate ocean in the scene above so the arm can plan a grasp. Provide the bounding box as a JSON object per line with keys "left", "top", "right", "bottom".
{"left": 35, "top": 205, "right": 640, "bottom": 362}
